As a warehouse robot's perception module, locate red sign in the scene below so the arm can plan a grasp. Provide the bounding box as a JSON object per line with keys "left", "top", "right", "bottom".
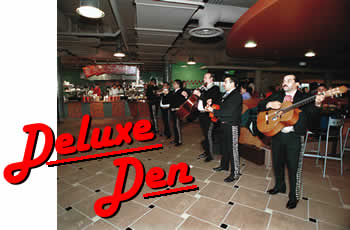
{"left": 82, "top": 64, "right": 138, "bottom": 78}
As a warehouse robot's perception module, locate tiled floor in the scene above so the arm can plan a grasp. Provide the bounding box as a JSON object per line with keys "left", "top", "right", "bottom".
{"left": 57, "top": 119, "right": 350, "bottom": 230}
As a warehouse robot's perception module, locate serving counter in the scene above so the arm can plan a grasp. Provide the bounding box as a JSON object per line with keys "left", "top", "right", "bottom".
{"left": 63, "top": 101, "right": 150, "bottom": 120}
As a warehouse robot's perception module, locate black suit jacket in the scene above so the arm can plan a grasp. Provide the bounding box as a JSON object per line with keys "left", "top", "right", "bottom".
{"left": 257, "top": 90, "right": 320, "bottom": 136}
{"left": 164, "top": 88, "right": 186, "bottom": 109}
{"left": 200, "top": 84, "right": 222, "bottom": 107}
{"left": 213, "top": 88, "right": 242, "bottom": 126}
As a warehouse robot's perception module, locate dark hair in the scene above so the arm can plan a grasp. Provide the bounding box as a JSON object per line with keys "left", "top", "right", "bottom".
{"left": 207, "top": 72, "right": 215, "bottom": 81}
{"left": 174, "top": 79, "right": 183, "bottom": 88}
{"left": 285, "top": 74, "right": 300, "bottom": 83}
{"left": 318, "top": 83, "right": 327, "bottom": 88}
{"left": 163, "top": 81, "right": 169, "bottom": 86}
{"left": 150, "top": 78, "right": 156, "bottom": 83}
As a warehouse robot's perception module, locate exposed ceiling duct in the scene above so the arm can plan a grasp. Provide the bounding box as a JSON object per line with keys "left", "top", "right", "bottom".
{"left": 189, "top": 3, "right": 248, "bottom": 38}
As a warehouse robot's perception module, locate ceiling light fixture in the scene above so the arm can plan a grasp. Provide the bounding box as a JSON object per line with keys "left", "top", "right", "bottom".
{"left": 187, "top": 56, "right": 196, "bottom": 65}
{"left": 305, "top": 50, "right": 316, "bottom": 57}
{"left": 76, "top": 0, "right": 105, "bottom": 19}
{"left": 113, "top": 48, "right": 126, "bottom": 58}
{"left": 299, "top": 61, "right": 307, "bottom": 66}
{"left": 244, "top": 40, "right": 257, "bottom": 48}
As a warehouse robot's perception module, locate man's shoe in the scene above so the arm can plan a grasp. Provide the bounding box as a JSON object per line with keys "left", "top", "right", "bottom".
{"left": 286, "top": 200, "right": 298, "bottom": 209}
{"left": 267, "top": 186, "right": 286, "bottom": 195}
{"left": 224, "top": 174, "right": 239, "bottom": 183}
{"left": 198, "top": 152, "right": 207, "bottom": 159}
{"left": 213, "top": 166, "right": 228, "bottom": 172}
{"left": 175, "top": 142, "right": 182, "bottom": 147}
{"left": 204, "top": 156, "right": 213, "bottom": 162}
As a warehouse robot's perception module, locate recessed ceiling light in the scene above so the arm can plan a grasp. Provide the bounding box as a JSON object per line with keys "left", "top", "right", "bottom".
{"left": 299, "top": 61, "right": 307, "bottom": 66}
{"left": 244, "top": 41, "right": 257, "bottom": 48}
{"left": 76, "top": 0, "right": 105, "bottom": 19}
{"left": 305, "top": 51, "right": 316, "bottom": 57}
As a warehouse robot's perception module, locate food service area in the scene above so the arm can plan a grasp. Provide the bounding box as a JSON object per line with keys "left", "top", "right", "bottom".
{"left": 57, "top": 1, "right": 350, "bottom": 230}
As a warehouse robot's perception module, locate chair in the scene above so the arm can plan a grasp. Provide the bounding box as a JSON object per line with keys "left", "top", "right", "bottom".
{"left": 343, "top": 127, "right": 350, "bottom": 161}
{"left": 302, "top": 117, "right": 344, "bottom": 178}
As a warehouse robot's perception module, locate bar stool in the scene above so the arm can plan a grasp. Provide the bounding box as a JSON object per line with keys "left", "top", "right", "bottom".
{"left": 342, "top": 127, "right": 350, "bottom": 168}
{"left": 302, "top": 117, "right": 344, "bottom": 178}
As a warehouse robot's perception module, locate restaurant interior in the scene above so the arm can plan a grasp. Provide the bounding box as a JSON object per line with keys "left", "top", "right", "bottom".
{"left": 57, "top": 0, "right": 350, "bottom": 230}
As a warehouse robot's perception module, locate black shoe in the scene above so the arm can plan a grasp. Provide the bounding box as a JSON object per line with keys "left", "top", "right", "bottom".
{"left": 175, "top": 142, "right": 182, "bottom": 147}
{"left": 286, "top": 200, "right": 298, "bottom": 209}
{"left": 213, "top": 166, "right": 228, "bottom": 172}
{"left": 204, "top": 156, "right": 213, "bottom": 162}
{"left": 267, "top": 186, "right": 286, "bottom": 195}
{"left": 198, "top": 152, "right": 207, "bottom": 159}
{"left": 224, "top": 174, "right": 239, "bottom": 183}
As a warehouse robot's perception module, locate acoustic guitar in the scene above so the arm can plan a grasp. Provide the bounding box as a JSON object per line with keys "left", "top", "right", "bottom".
{"left": 257, "top": 86, "right": 348, "bottom": 137}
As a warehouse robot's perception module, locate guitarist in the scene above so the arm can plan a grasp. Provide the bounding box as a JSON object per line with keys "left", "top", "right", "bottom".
{"left": 192, "top": 73, "right": 222, "bottom": 162}
{"left": 206, "top": 76, "right": 242, "bottom": 182}
{"left": 162, "top": 79, "right": 187, "bottom": 146}
{"left": 257, "top": 74, "right": 325, "bottom": 209}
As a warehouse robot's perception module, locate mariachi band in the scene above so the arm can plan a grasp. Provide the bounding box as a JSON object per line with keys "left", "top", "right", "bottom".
{"left": 146, "top": 73, "right": 327, "bottom": 210}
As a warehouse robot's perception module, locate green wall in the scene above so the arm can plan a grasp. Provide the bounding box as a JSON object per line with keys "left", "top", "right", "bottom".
{"left": 140, "top": 71, "right": 163, "bottom": 84}
{"left": 171, "top": 62, "right": 208, "bottom": 89}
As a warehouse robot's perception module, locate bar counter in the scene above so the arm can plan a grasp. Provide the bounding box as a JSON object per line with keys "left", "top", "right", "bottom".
{"left": 63, "top": 100, "right": 150, "bottom": 120}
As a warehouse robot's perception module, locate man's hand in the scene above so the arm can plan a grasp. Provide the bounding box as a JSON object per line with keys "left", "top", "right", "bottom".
{"left": 205, "top": 105, "right": 214, "bottom": 113}
{"left": 266, "top": 101, "right": 281, "bottom": 110}
{"left": 163, "top": 88, "right": 169, "bottom": 95}
{"left": 193, "top": 89, "right": 201, "bottom": 97}
{"left": 207, "top": 98, "right": 212, "bottom": 106}
{"left": 315, "top": 93, "right": 326, "bottom": 107}
{"left": 181, "top": 91, "right": 188, "bottom": 98}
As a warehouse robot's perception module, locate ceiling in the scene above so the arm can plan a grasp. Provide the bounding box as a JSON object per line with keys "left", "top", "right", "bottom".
{"left": 57, "top": 0, "right": 349, "bottom": 73}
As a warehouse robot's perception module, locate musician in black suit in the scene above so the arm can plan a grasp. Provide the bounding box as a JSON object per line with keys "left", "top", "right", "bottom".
{"left": 146, "top": 78, "right": 160, "bottom": 134}
{"left": 160, "top": 82, "right": 172, "bottom": 139}
{"left": 193, "top": 73, "right": 222, "bottom": 162}
{"left": 257, "top": 74, "right": 325, "bottom": 209}
{"left": 162, "top": 79, "right": 187, "bottom": 146}
{"left": 206, "top": 76, "right": 242, "bottom": 182}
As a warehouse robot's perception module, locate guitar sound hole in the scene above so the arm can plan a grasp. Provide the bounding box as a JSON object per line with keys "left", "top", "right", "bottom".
{"left": 272, "top": 116, "right": 278, "bottom": 121}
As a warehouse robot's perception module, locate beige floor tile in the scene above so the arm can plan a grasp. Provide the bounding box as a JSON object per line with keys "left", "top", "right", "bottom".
{"left": 72, "top": 192, "right": 108, "bottom": 218}
{"left": 131, "top": 207, "right": 183, "bottom": 230}
{"left": 171, "top": 179, "right": 207, "bottom": 197}
{"left": 302, "top": 172, "right": 331, "bottom": 188}
{"left": 241, "top": 166, "right": 270, "bottom": 178}
{"left": 268, "top": 194, "right": 308, "bottom": 219}
{"left": 58, "top": 165, "right": 79, "bottom": 178}
{"left": 268, "top": 212, "right": 315, "bottom": 230}
{"left": 84, "top": 220, "right": 118, "bottom": 230}
{"left": 60, "top": 168, "right": 95, "bottom": 184}
{"left": 132, "top": 184, "right": 162, "bottom": 205}
{"left": 304, "top": 184, "right": 341, "bottom": 206}
{"left": 58, "top": 209, "right": 92, "bottom": 230}
{"left": 236, "top": 174, "right": 270, "bottom": 192}
{"left": 232, "top": 187, "right": 269, "bottom": 211}
{"left": 58, "top": 180, "right": 73, "bottom": 194}
{"left": 223, "top": 204, "right": 270, "bottom": 230}
{"left": 191, "top": 159, "right": 221, "bottom": 170}
{"left": 154, "top": 193, "right": 197, "bottom": 215}
{"left": 199, "top": 182, "right": 237, "bottom": 203}
{"left": 170, "top": 156, "right": 198, "bottom": 165}
{"left": 309, "top": 200, "right": 350, "bottom": 229}
{"left": 329, "top": 176, "right": 350, "bottom": 190}
{"left": 318, "top": 221, "right": 347, "bottom": 230}
{"left": 107, "top": 201, "right": 149, "bottom": 229}
{"left": 207, "top": 171, "right": 232, "bottom": 185}
{"left": 178, "top": 216, "right": 222, "bottom": 230}
{"left": 58, "top": 205, "right": 66, "bottom": 216}
{"left": 189, "top": 167, "right": 214, "bottom": 181}
{"left": 58, "top": 185, "right": 94, "bottom": 208}
{"left": 80, "top": 173, "right": 115, "bottom": 190}
{"left": 187, "top": 197, "right": 231, "bottom": 225}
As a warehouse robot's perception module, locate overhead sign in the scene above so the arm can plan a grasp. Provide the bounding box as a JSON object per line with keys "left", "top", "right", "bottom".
{"left": 82, "top": 64, "right": 138, "bottom": 78}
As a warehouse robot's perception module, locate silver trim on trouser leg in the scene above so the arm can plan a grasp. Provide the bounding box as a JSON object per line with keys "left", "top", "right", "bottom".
{"left": 208, "top": 122, "right": 214, "bottom": 158}
{"left": 151, "top": 104, "right": 158, "bottom": 132}
{"left": 232, "top": 125, "right": 240, "bottom": 176}
{"left": 176, "top": 117, "right": 182, "bottom": 143}
{"left": 296, "top": 136, "right": 304, "bottom": 200}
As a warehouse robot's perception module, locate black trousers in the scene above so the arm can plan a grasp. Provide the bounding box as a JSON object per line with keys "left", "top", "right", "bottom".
{"left": 148, "top": 103, "right": 159, "bottom": 133}
{"left": 219, "top": 124, "right": 240, "bottom": 176}
{"left": 161, "top": 108, "right": 171, "bottom": 138}
{"left": 271, "top": 132, "right": 303, "bottom": 201}
{"left": 170, "top": 111, "right": 182, "bottom": 144}
{"left": 199, "top": 114, "right": 211, "bottom": 154}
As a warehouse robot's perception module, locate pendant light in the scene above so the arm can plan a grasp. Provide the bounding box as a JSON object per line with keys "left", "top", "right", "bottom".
{"left": 76, "top": 0, "right": 105, "bottom": 19}
{"left": 113, "top": 39, "right": 126, "bottom": 58}
{"left": 244, "top": 40, "right": 257, "bottom": 48}
{"left": 187, "top": 56, "right": 196, "bottom": 65}
{"left": 305, "top": 50, "right": 316, "bottom": 57}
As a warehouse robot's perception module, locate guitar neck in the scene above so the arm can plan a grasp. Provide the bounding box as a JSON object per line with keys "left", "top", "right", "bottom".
{"left": 281, "top": 95, "right": 317, "bottom": 112}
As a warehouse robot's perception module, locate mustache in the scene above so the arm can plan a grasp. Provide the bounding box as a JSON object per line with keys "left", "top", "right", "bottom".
{"left": 282, "top": 84, "right": 288, "bottom": 87}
